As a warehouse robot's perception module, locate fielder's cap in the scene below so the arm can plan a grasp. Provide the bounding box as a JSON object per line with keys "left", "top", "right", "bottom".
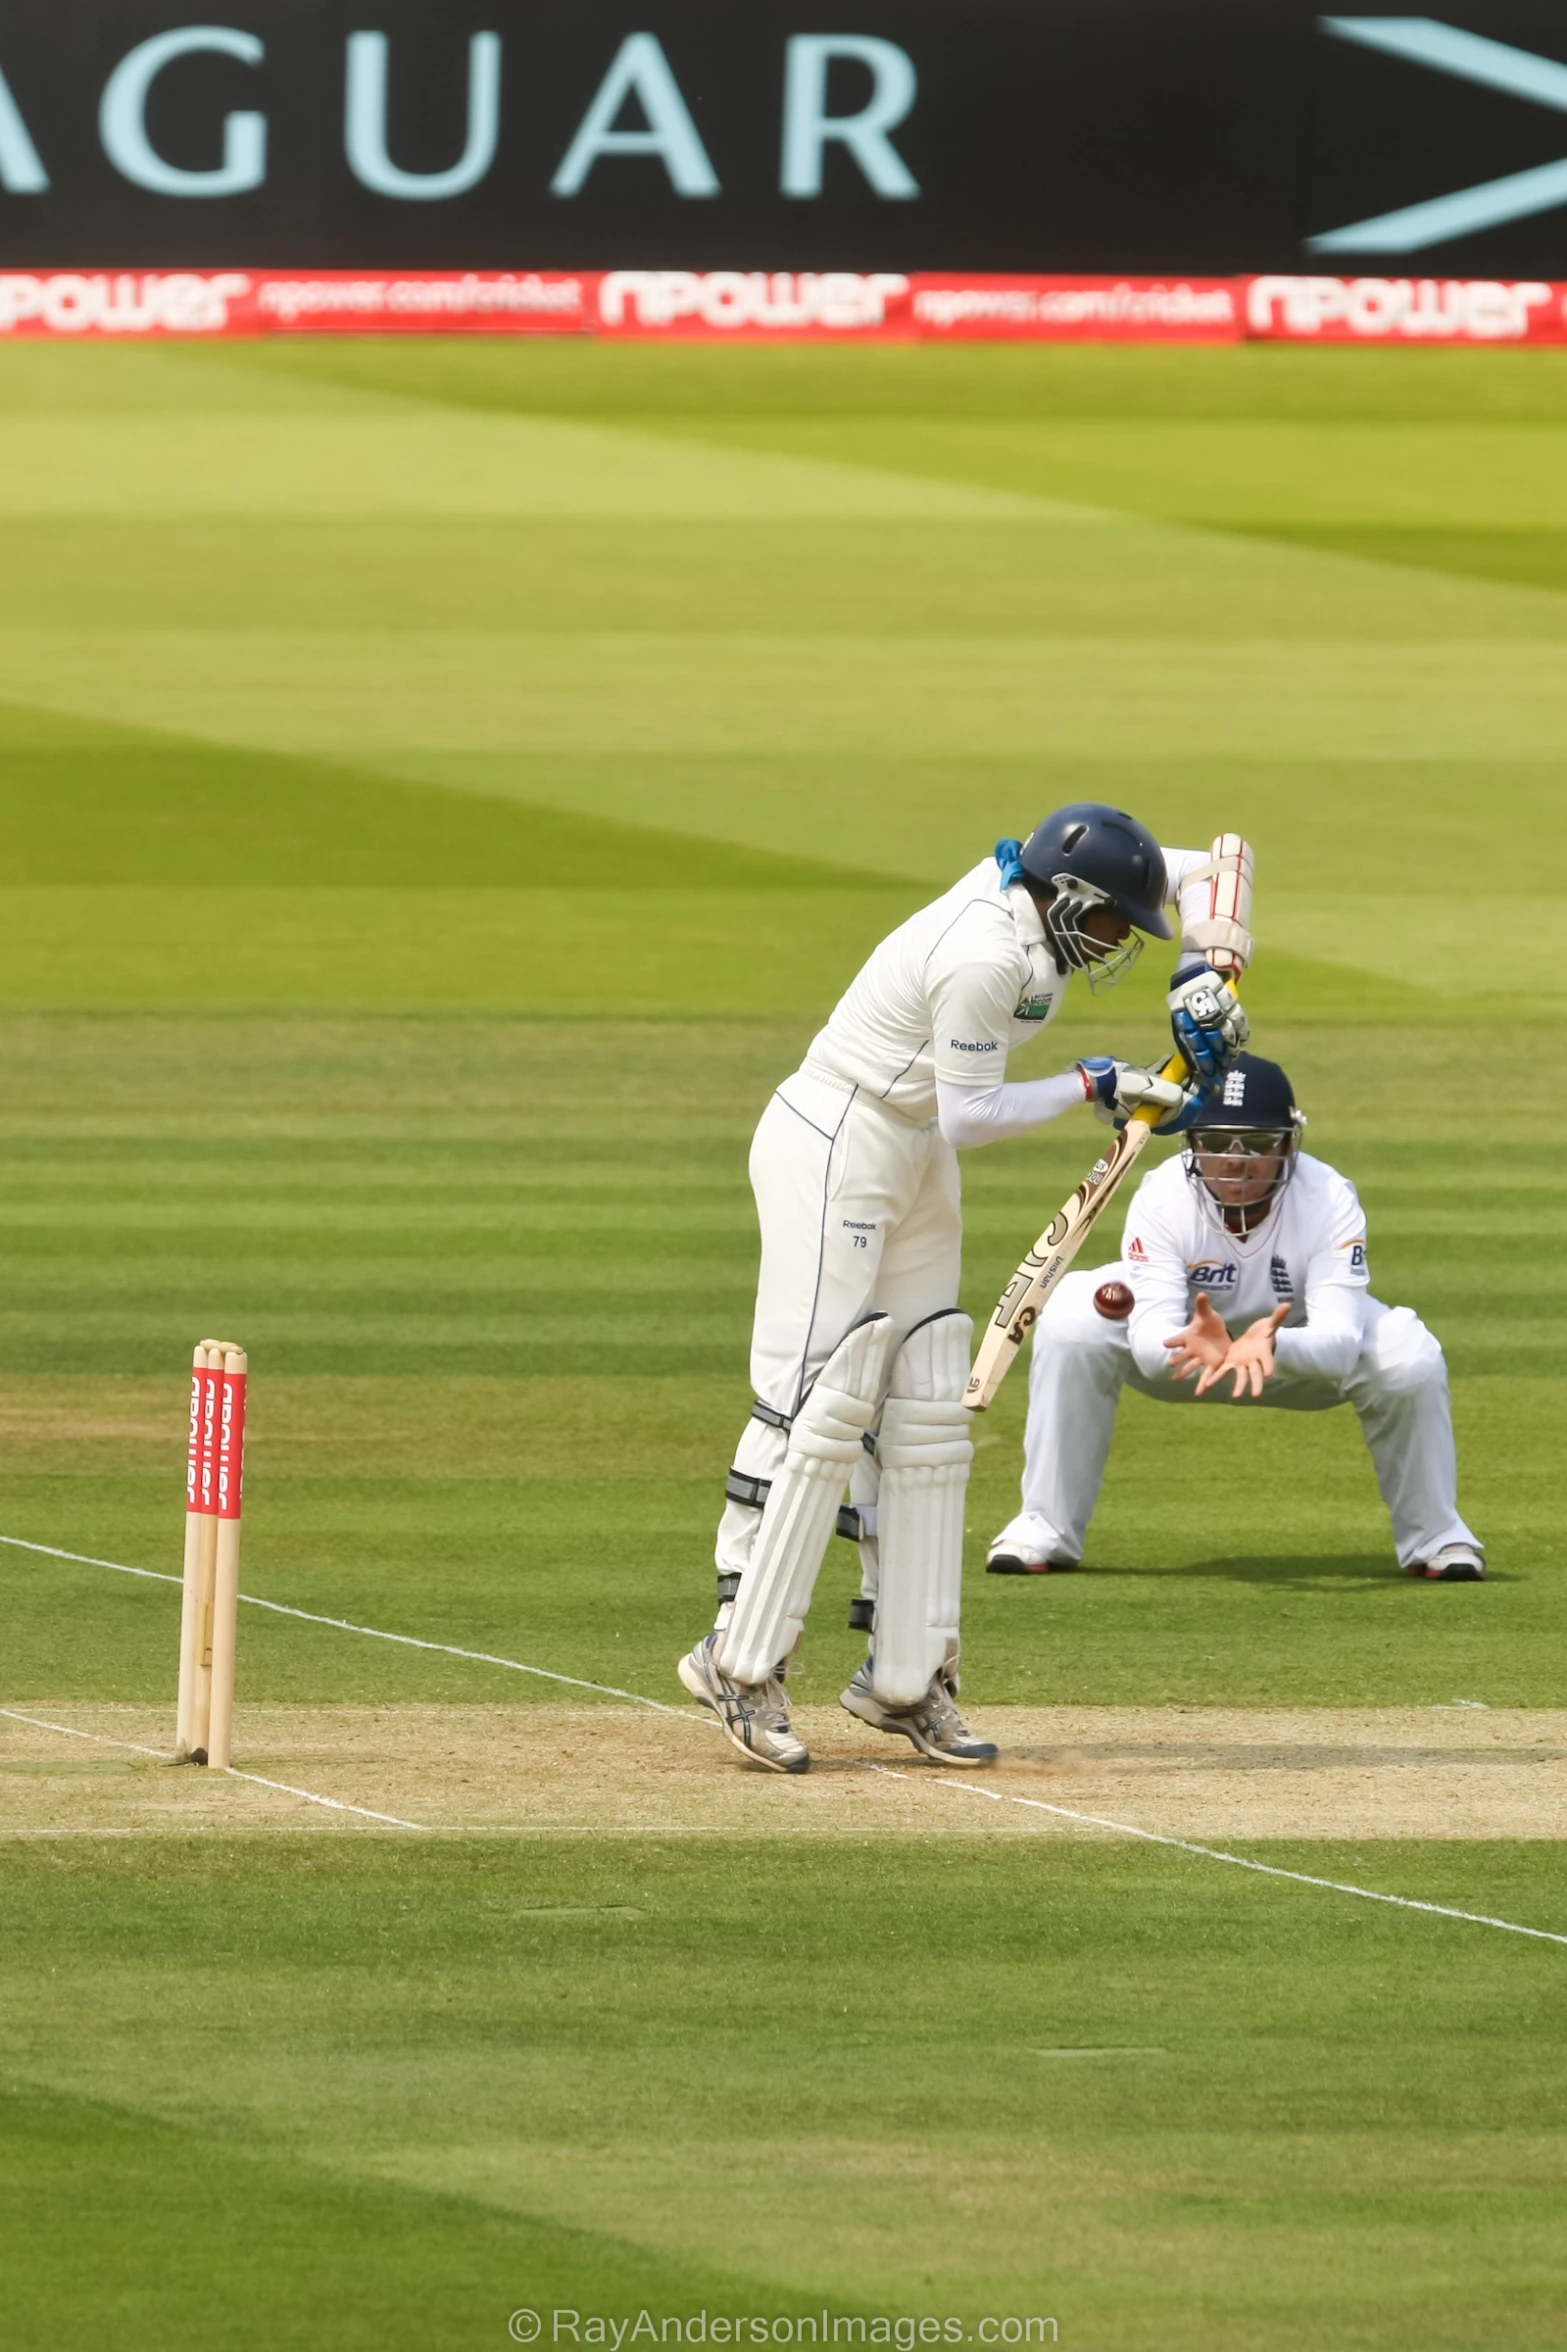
{"left": 1201, "top": 1053, "right": 1299, "bottom": 1128}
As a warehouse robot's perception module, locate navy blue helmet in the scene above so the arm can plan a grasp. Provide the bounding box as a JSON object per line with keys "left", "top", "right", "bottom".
{"left": 1197, "top": 1054, "right": 1299, "bottom": 1130}
{"left": 1184, "top": 1054, "right": 1306, "bottom": 1224}
{"left": 1016, "top": 803, "right": 1172, "bottom": 990}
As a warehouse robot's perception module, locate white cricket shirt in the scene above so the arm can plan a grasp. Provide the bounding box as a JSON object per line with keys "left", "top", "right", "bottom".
{"left": 807, "top": 850, "right": 1203, "bottom": 1125}
{"left": 1118, "top": 1150, "right": 1371, "bottom": 1383}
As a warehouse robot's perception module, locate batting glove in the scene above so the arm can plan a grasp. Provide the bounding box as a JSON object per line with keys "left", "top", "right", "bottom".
{"left": 1077, "top": 1057, "right": 1203, "bottom": 1134}
{"left": 1167, "top": 962, "right": 1249, "bottom": 1086}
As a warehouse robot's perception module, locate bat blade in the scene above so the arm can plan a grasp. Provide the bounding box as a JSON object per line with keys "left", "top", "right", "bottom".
{"left": 963, "top": 1117, "right": 1154, "bottom": 1412}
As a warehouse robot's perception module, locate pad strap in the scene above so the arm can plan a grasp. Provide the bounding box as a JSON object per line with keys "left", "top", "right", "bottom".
{"left": 731, "top": 1475, "right": 874, "bottom": 1543}
{"left": 736, "top": 1419, "right": 875, "bottom": 1537}
{"left": 753, "top": 1397, "right": 876, "bottom": 1448}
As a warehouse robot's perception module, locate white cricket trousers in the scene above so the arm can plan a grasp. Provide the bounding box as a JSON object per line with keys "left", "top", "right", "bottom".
{"left": 715, "top": 1063, "right": 962, "bottom": 1584}
{"left": 1001, "top": 1268, "right": 1479, "bottom": 1571}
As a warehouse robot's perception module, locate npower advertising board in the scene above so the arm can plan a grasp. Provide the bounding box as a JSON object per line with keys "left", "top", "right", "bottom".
{"left": 4, "top": 4, "right": 1567, "bottom": 274}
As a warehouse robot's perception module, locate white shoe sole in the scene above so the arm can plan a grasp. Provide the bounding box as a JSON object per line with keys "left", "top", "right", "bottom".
{"left": 840, "top": 1683, "right": 998, "bottom": 1768}
{"left": 678, "top": 1649, "right": 808, "bottom": 1774}
{"left": 986, "top": 1553, "right": 1080, "bottom": 1575}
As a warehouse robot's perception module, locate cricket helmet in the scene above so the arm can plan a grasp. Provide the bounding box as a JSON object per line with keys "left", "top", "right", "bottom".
{"left": 1183, "top": 1054, "right": 1306, "bottom": 1224}
{"left": 1017, "top": 802, "right": 1172, "bottom": 992}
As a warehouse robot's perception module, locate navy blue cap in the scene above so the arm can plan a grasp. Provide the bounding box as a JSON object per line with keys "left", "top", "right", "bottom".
{"left": 1198, "top": 1053, "right": 1298, "bottom": 1127}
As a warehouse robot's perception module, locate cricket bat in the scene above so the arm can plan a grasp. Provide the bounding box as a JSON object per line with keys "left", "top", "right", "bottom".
{"left": 962, "top": 1068, "right": 1187, "bottom": 1412}
{"left": 964, "top": 895, "right": 1248, "bottom": 1413}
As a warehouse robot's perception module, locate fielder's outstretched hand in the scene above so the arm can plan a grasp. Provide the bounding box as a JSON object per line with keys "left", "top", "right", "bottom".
{"left": 1195, "top": 1305, "right": 1291, "bottom": 1400}
{"left": 1164, "top": 1292, "right": 1232, "bottom": 1382}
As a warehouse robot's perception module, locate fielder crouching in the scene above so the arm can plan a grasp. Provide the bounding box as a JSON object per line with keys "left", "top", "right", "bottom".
{"left": 988, "top": 1054, "right": 1484, "bottom": 1583}
{"left": 679, "top": 804, "right": 1253, "bottom": 1774}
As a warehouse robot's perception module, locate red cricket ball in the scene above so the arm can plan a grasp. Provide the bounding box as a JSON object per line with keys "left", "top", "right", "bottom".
{"left": 1093, "top": 1280, "right": 1135, "bottom": 1321}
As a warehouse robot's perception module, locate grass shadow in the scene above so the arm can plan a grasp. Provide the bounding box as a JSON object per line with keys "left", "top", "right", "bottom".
{"left": 1077, "top": 1552, "right": 1497, "bottom": 1590}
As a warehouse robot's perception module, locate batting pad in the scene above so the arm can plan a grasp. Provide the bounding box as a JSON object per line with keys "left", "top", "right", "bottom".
{"left": 719, "top": 1315, "right": 890, "bottom": 1688}
{"left": 872, "top": 1309, "right": 975, "bottom": 1708}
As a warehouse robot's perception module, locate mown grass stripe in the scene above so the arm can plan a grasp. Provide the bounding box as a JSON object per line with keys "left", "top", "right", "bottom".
{"left": 875, "top": 1765, "right": 1567, "bottom": 1947}
{"left": 0, "top": 1530, "right": 694, "bottom": 1714}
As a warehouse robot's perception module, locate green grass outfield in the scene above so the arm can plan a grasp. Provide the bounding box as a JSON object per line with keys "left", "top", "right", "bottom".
{"left": 0, "top": 339, "right": 1564, "bottom": 2348}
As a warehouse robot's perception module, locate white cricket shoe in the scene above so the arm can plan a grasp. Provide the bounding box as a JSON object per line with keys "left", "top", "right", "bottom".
{"left": 840, "top": 1659, "right": 998, "bottom": 1767}
{"left": 1407, "top": 1544, "right": 1486, "bottom": 1583}
{"left": 678, "top": 1634, "right": 810, "bottom": 1774}
{"left": 986, "top": 1512, "right": 1080, "bottom": 1575}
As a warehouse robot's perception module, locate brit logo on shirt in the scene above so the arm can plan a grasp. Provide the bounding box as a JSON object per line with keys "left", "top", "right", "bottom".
{"left": 1187, "top": 1259, "right": 1239, "bottom": 1291}
{"left": 1270, "top": 1253, "right": 1294, "bottom": 1299}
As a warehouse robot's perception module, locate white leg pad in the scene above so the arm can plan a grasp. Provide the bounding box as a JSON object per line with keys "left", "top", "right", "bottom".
{"left": 719, "top": 1315, "right": 890, "bottom": 1687}
{"left": 871, "top": 1309, "right": 974, "bottom": 1708}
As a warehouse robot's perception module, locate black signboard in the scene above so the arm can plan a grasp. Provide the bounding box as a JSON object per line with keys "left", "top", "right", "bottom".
{"left": 2, "top": 3, "right": 1567, "bottom": 272}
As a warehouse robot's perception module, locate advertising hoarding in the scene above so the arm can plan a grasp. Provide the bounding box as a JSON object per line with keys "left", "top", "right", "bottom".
{"left": 5, "top": 4, "right": 1567, "bottom": 277}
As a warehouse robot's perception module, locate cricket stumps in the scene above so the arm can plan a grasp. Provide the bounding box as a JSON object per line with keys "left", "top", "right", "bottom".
{"left": 175, "top": 1339, "right": 247, "bottom": 1768}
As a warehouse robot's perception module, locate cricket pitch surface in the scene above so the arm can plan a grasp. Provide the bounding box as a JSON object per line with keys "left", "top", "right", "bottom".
{"left": 5, "top": 1703, "right": 1564, "bottom": 1841}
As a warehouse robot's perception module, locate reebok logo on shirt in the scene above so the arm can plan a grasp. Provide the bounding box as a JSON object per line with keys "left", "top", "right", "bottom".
{"left": 947, "top": 1037, "right": 1000, "bottom": 1053}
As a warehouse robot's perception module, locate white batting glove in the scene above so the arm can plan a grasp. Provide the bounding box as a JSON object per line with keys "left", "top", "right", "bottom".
{"left": 1077, "top": 1057, "right": 1201, "bottom": 1132}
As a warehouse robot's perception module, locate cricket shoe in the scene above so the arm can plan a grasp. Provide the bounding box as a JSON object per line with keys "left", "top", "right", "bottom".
{"left": 986, "top": 1515, "right": 1080, "bottom": 1574}
{"left": 1406, "top": 1545, "right": 1486, "bottom": 1582}
{"left": 677, "top": 1634, "right": 809, "bottom": 1774}
{"left": 840, "top": 1659, "right": 998, "bottom": 1767}
{"left": 986, "top": 1513, "right": 1079, "bottom": 1575}
{"left": 986, "top": 1544, "right": 1081, "bottom": 1575}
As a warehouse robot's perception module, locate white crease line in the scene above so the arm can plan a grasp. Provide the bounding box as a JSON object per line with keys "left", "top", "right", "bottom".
{"left": 0, "top": 1706, "right": 431, "bottom": 1832}
{"left": 0, "top": 1705, "right": 169, "bottom": 1761}
{"left": 0, "top": 1532, "right": 697, "bottom": 1717}
{"left": 12, "top": 1530, "right": 1565, "bottom": 1941}
{"left": 223, "top": 1766, "right": 428, "bottom": 1831}
{"left": 865, "top": 1764, "right": 1567, "bottom": 1948}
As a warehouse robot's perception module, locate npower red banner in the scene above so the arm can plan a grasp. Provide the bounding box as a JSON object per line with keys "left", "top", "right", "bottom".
{"left": 1242, "top": 275, "right": 1565, "bottom": 341}
{"left": 2, "top": 269, "right": 1567, "bottom": 344}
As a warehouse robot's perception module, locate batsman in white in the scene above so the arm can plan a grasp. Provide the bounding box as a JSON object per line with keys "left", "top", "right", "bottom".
{"left": 678, "top": 804, "right": 1253, "bottom": 1772}
{"left": 988, "top": 1053, "right": 1484, "bottom": 1581}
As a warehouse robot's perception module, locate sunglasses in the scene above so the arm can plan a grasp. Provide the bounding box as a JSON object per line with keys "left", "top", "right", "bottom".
{"left": 1189, "top": 1129, "right": 1291, "bottom": 1159}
